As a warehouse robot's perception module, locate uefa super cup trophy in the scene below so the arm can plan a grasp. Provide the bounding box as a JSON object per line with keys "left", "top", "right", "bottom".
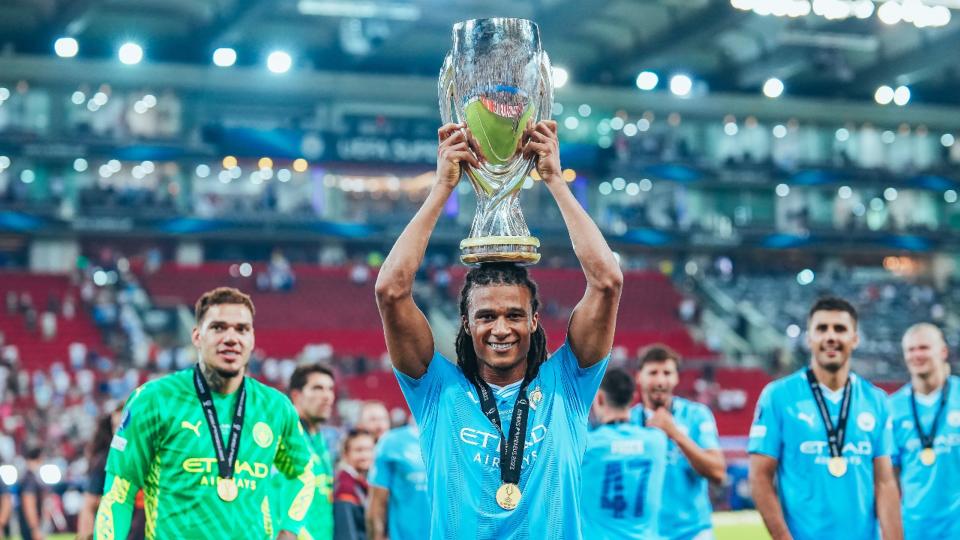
{"left": 439, "top": 18, "right": 554, "bottom": 265}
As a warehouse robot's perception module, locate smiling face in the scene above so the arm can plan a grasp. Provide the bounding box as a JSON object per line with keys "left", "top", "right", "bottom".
{"left": 807, "top": 309, "right": 859, "bottom": 373}
{"left": 191, "top": 303, "right": 255, "bottom": 379}
{"left": 463, "top": 284, "right": 539, "bottom": 384}
{"left": 636, "top": 359, "right": 679, "bottom": 409}
{"left": 902, "top": 325, "right": 948, "bottom": 379}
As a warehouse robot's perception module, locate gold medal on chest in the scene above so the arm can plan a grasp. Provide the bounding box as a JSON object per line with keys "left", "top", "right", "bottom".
{"left": 496, "top": 483, "right": 521, "bottom": 510}
{"left": 827, "top": 456, "right": 847, "bottom": 478}
{"left": 217, "top": 477, "right": 239, "bottom": 502}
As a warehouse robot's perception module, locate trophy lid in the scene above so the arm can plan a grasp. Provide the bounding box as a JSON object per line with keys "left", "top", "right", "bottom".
{"left": 451, "top": 18, "right": 541, "bottom": 53}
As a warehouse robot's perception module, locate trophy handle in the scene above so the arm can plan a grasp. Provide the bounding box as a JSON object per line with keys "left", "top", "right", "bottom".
{"left": 538, "top": 51, "right": 554, "bottom": 122}
{"left": 438, "top": 53, "right": 455, "bottom": 125}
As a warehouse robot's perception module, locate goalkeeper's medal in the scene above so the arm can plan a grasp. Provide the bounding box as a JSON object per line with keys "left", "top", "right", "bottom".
{"left": 910, "top": 379, "right": 949, "bottom": 468}
{"left": 806, "top": 369, "right": 852, "bottom": 479}
{"left": 217, "top": 478, "right": 239, "bottom": 502}
{"left": 194, "top": 364, "right": 247, "bottom": 503}
{"left": 472, "top": 374, "right": 532, "bottom": 512}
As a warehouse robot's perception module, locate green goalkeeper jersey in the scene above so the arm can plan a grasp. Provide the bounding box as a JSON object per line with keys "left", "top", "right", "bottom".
{"left": 95, "top": 367, "right": 318, "bottom": 540}
{"left": 267, "top": 426, "right": 334, "bottom": 540}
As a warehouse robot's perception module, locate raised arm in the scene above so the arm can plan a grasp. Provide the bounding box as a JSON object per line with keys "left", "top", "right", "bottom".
{"left": 376, "top": 123, "right": 477, "bottom": 378}
{"left": 523, "top": 120, "right": 623, "bottom": 367}
{"left": 749, "top": 454, "right": 793, "bottom": 540}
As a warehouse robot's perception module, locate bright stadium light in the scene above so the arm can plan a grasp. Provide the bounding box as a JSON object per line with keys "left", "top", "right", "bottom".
{"left": 893, "top": 85, "right": 910, "bottom": 106}
{"left": 878, "top": 1, "right": 903, "bottom": 25}
{"left": 38, "top": 464, "right": 62, "bottom": 485}
{"left": 213, "top": 47, "right": 237, "bottom": 67}
{"left": 54, "top": 37, "right": 79, "bottom": 58}
{"left": 874, "top": 85, "right": 894, "bottom": 105}
{"left": 551, "top": 67, "right": 569, "bottom": 88}
{"left": 669, "top": 74, "right": 693, "bottom": 97}
{"left": 118, "top": 42, "right": 144, "bottom": 65}
{"left": 267, "top": 51, "right": 292, "bottom": 74}
{"left": 763, "top": 77, "right": 784, "bottom": 98}
{"left": 0, "top": 465, "right": 17, "bottom": 486}
{"left": 636, "top": 71, "right": 659, "bottom": 91}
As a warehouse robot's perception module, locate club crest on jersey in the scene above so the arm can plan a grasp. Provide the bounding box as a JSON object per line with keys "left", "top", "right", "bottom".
{"left": 529, "top": 387, "right": 543, "bottom": 410}
{"left": 948, "top": 411, "right": 960, "bottom": 428}
{"left": 253, "top": 422, "right": 274, "bottom": 448}
{"left": 857, "top": 412, "right": 876, "bottom": 432}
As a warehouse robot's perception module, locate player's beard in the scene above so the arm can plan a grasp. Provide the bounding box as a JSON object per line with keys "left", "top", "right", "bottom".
{"left": 200, "top": 360, "right": 244, "bottom": 392}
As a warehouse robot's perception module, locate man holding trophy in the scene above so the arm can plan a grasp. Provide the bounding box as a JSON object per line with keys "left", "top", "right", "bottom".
{"left": 375, "top": 17, "right": 623, "bottom": 540}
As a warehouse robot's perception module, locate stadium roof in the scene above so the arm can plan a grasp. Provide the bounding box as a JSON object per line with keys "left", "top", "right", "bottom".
{"left": 2, "top": 0, "right": 960, "bottom": 106}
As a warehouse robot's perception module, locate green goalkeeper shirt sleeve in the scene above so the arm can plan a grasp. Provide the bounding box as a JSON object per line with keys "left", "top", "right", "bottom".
{"left": 273, "top": 400, "right": 319, "bottom": 535}
{"left": 94, "top": 473, "right": 135, "bottom": 540}
{"left": 95, "top": 384, "right": 162, "bottom": 539}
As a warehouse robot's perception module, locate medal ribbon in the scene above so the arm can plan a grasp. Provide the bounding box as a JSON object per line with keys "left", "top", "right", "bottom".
{"left": 910, "top": 378, "right": 950, "bottom": 450}
{"left": 193, "top": 364, "right": 246, "bottom": 479}
{"left": 473, "top": 377, "right": 531, "bottom": 488}
{"left": 806, "top": 369, "right": 852, "bottom": 459}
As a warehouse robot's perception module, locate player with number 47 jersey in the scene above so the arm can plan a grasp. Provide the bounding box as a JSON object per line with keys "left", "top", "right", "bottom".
{"left": 582, "top": 369, "right": 667, "bottom": 540}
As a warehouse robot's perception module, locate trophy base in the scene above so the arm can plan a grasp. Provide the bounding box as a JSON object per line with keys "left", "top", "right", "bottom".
{"left": 459, "top": 236, "right": 541, "bottom": 266}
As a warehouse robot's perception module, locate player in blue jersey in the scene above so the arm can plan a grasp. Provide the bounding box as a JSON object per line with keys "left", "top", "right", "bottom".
{"left": 366, "top": 421, "right": 429, "bottom": 540}
{"left": 629, "top": 345, "right": 725, "bottom": 540}
{"left": 375, "top": 121, "right": 623, "bottom": 540}
{"left": 582, "top": 368, "right": 667, "bottom": 540}
{"left": 748, "top": 297, "right": 902, "bottom": 540}
{"left": 890, "top": 323, "right": 960, "bottom": 540}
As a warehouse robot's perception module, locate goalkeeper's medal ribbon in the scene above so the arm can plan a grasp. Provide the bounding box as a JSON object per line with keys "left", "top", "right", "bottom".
{"left": 194, "top": 364, "right": 246, "bottom": 502}
{"left": 806, "top": 369, "right": 851, "bottom": 478}
{"left": 910, "top": 378, "right": 949, "bottom": 467}
{"left": 473, "top": 375, "right": 531, "bottom": 511}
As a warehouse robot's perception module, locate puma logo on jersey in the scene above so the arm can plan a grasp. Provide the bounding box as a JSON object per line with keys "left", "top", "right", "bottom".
{"left": 798, "top": 412, "right": 816, "bottom": 427}
{"left": 182, "top": 420, "right": 202, "bottom": 437}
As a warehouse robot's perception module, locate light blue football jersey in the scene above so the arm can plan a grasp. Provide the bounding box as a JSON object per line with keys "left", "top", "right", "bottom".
{"left": 889, "top": 375, "right": 960, "bottom": 540}
{"left": 369, "top": 424, "right": 430, "bottom": 540}
{"left": 748, "top": 370, "right": 894, "bottom": 540}
{"left": 629, "top": 397, "right": 720, "bottom": 540}
{"left": 580, "top": 422, "right": 668, "bottom": 540}
{"left": 394, "top": 341, "right": 608, "bottom": 540}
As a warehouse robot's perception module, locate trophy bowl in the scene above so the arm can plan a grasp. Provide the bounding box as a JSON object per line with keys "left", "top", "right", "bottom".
{"left": 439, "top": 18, "right": 554, "bottom": 266}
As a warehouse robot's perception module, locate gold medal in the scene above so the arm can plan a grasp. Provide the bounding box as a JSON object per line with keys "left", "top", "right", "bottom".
{"left": 495, "top": 483, "right": 521, "bottom": 510}
{"left": 217, "top": 478, "right": 238, "bottom": 502}
{"left": 827, "top": 456, "right": 847, "bottom": 478}
{"left": 920, "top": 447, "right": 937, "bottom": 466}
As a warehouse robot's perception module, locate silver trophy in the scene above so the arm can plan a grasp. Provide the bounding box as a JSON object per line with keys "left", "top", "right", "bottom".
{"left": 439, "top": 18, "right": 554, "bottom": 266}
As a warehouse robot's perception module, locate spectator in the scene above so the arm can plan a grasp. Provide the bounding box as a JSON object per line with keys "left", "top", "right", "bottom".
{"left": 333, "top": 430, "right": 375, "bottom": 540}
{"left": 349, "top": 262, "right": 370, "bottom": 286}
{"left": 40, "top": 313, "right": 56, "bottom": 341}
{"left": 17, "top": 447, "right": 46, "bottom": 540}
{"left": 355, "top": 402, "right": 390, "bottom": 442}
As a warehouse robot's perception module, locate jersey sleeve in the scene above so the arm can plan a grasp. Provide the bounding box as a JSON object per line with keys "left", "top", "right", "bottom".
{"left": 548, "top": 340, "right": 610, "bottom": 419}
{"left": 272, "top": 397, "right": 319, "bottom": 535}
{"left": 874, "top": 390, "right": 895, "bottom": 458}
{"left": 393, "top": 351, "right": 457, "bottom": 426}
{"left": 692, "top": 404, "right": 721, "bottom": 450}
{"left": 747, "top": 384, "right": 782, "bottom": 459}
{"left": 103, "top": 384, "right": 163, "bottom": 490}
{"left": 96, "top": 384, "right": 161, "bottom": 540}
{"left": 369, "top": 434, "right": 395, "bottom": 491}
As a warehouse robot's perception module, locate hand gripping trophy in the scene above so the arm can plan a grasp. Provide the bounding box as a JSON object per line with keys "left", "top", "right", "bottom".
{"left": 439, "top": 18, "right": 554, "bottom": 265}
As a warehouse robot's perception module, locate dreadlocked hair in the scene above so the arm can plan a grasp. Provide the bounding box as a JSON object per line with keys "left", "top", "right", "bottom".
{"left": 455, "top": 262, "right": 549, "bottom": 385}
